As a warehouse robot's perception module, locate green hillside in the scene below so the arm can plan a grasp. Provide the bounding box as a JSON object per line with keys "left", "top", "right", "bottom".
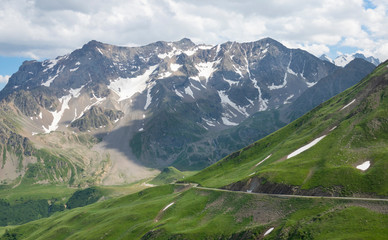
{"left": 187, "top": 61, "right": 388, "bottom": 197}
{"left": 149, "top": 167, "right": 196, "bottom": 185}
{"left": 2, "top": 184, "right": 387, "bottom": 239}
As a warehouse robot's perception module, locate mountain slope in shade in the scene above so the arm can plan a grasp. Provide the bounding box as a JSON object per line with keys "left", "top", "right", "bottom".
{"left": 188, "top": 60, "right": 388, "bottom": 197}
{"left": 187, "top": 58, "right": 375, "bottom": 167}
{"left": 284, "top": 58, "right": 376, "bottom": 122}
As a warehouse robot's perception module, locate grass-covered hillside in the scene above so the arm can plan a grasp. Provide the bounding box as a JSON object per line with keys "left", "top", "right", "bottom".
{"left": 2, "top": 184, "right": 388, "bottom": 239}
{"left": 149, "top": 166, "right": 196, "bottom": 185}
{"left": 187, "top": 61, "right": 388, "bottom": 197}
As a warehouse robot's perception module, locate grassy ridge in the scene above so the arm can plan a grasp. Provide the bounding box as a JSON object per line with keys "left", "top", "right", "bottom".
{"left": 149, "top": 167, "right": 197, "bottom": 185}
{"left": 186, "top": 62, "right": 388, "bottom": 196}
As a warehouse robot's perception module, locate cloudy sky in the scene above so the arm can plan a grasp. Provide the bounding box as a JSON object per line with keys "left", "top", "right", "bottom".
{"left": 0, "top": 0, "right": 387, "bottom": 88}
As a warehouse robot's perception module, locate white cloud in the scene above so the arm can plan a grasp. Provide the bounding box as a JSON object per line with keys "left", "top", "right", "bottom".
{"left": 0, "top": 0, "right": 387, "bottom": 61}
{"left": 0, "top": 75, "right": 10, "bottom": 84}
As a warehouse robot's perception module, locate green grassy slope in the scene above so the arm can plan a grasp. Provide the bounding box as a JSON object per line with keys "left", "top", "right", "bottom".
{"left": 149, "top": 167, "right": 196, "bottom": 185}
{"left": 0, "top": 180, "right": 154, "bottom": 227}
{"left": 1, "top": 185, "right": 387, "bottom": 239}
{"left": 187, "top": 61, "right": 388, "bottom": 196}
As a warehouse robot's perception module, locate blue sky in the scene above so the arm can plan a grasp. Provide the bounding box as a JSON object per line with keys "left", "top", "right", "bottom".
{"left": 1, "top": 0, "right": 388, "bottom": 90}
{"left": 0, "top": 56, "right": 30, "bottom": 89}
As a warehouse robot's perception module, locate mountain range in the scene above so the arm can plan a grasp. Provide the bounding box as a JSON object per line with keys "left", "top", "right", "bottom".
{"left": 0, "top": 37, "right": 376, "bottom": 187}
{"left": 1, "top": 57, "right": 387, "bottom": 239}
{"left": 320, "top": 53, "right": 380, "bottom": 67}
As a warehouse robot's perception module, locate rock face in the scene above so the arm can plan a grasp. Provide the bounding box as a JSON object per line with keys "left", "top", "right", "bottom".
{"left": 71, "top": 106, "right": 124, "bottom": 132}
{"left": 0, "top": 37, "right": 376, "bottom": 184}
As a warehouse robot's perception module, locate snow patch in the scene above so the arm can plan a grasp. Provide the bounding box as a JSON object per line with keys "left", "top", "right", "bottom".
{"left": 175, "top": 89, "right": 184, "bottom": 98}
{"left": 202, "top": 118, "right": 216, "bottom": 127}
{"left": 43, "top": 85, "right": 85, "bottom": 133}
{"left": 158, "top": 52, "right": 173, "bottom": 59}
{"left": 108, "top": 65, "right": 158, "bottom": 101}
{"left": 144, "top": 86, "right": 153, "bottom": 110}
{"left": 138, "top": 128, "right": 144, "bottom": 132}
{"left": 340, "top": 99, "right": 356, "bottom": 111}
{"left": 69, "top": 85, "right": 84, "bottom": 98}
{"left": 183, "top": 48, "right": 197, "bottom": 56}
{"left": 198, "top": 45, "right": 213, "bottom": 50}
{"left": 287, "top": 135, "right": 326, "bottom": 159}
{"left": 170, "top": 63, "right": 182, "bottom": 72}
{"left": 43, "top": 95, "right": 71, "bottom": 133}
{"left": 162, "top": 202, "right": 175, "bottom": 211}
{"left": 221, "top": 117, "right": 238, "bottom": 126}
{"left": 356, "top": 161, "right": 370, "bottom": 171}
{"left": 96, "top": 47, "right": 104, "bottom": 55}
{"left": 69, "top": 67, "right": 79, "bottom": 72}
{"left": 218, "top": 90, "right": 249, "bottom": 117}
{"left": 329, "top": 126, "right": 337, "bottom": 131}
{"left": 73, "top": 93, "right": 105, "bottom": 122}
{"left": 195, "top": 60, "right": 219, "bottom": 82}
{"left": 264, "top": 227, "right": 274, "bottom": 236}
{"left": 255, "top": 154, "right": 272, "bottom": 167}
{"left": 158, "top": 71, "right": 172, "bottom": 79}
{"left": 42, "top": 58, "right": 59, "bottom": 72}
{"left": 42, "top": 73, "right": 59, "bottom": 87}
{"left": 251, "top": 77, "right": 268, "bottom": 111}
{"left": 42, "top": 65, "right": 65, "bottom": 87}
{"left": 75, "top": 61, "right": 81, "bottom": 66}
{"left": 184, "top": 86, "right": 194, "bottom": 98}
{"left": 306, "top": 81, "right": 317, "bottom": 88}
{"left": 223, "top": 77, "right": 238, "bottom": 87}
{"left": 334, "top": 54, "right": 355, "bottom": 67}
{"left": 268, "top": 52, "right": 293, "bottom": 90}
{"left": 190, "top": 83, "right": 201, "bottom": 91}
{"left": 283, "top": 94, "right": 294, "bottom": 104}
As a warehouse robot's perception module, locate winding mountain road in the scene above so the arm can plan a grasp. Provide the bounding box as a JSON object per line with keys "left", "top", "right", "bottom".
{"left": 177, "top": 183, "right": 388, "bottom": 202}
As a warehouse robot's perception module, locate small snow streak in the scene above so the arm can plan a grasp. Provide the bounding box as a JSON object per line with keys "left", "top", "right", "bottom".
{"left": 96, "top": 47, "right": 104, "bottom": 55}
{"left": 268, "top": 52, "right": 293, "bottom": 90}
{"left": 287, "top": 135, "right": 326, "bottom": 159}
{"left": 162, "top": 202, "right": 175, "bottom": 211}
{"left": 340, "top": 99, "right": 356, "bottom": 111}
{"left": 306, "top": 81, "right": 317, "bottom": 88}
{"left": 144, "top": 86, "right": 153, "bottom": 110}
{"left": 218, "top": 90, "right": 249, "bottom": 117}
{"left": 175, "top": 89, "right": 184, "bottom": 98}
{"left": 255, "top": 154, "right": 272, "bottom": 167}
{"left": 283, "top": 94, "right": 294, "bottom": 104}
{"left": 264, "top": 227, "right": 274, "bottom": 236}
